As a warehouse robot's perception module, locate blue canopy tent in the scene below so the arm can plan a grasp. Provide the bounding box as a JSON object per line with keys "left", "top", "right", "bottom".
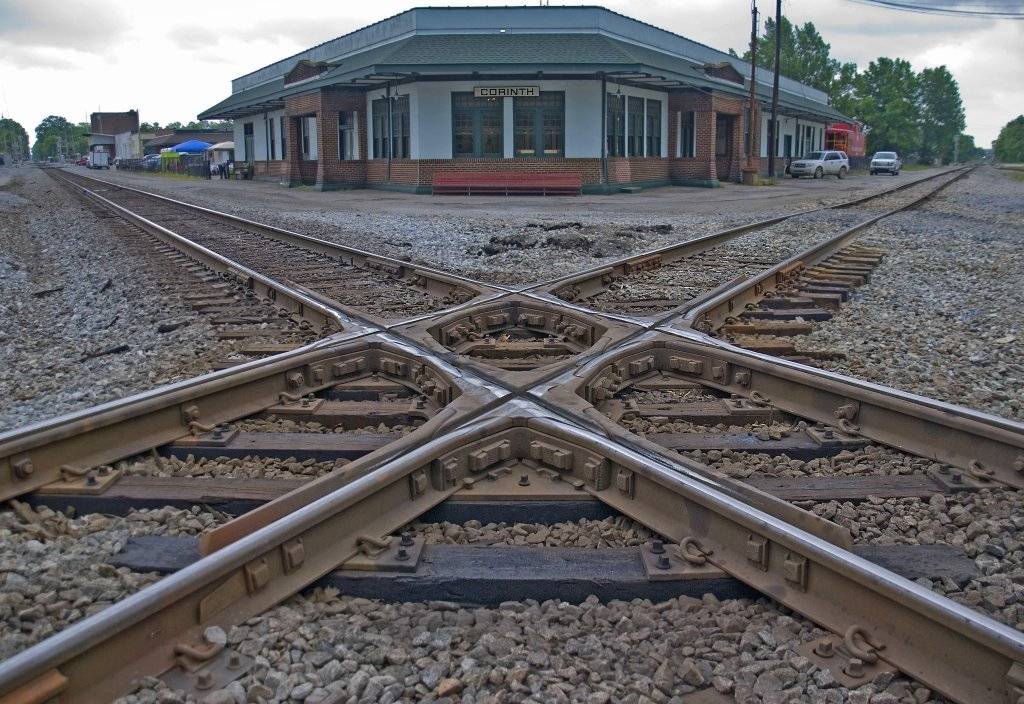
{"left": 172, "top": 139, "right": 212, "bottom": 153}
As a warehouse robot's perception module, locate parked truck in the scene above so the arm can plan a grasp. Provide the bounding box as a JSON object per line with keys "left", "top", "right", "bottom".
{"left": 89, "top": 151, "right": 110, "bottom": 169}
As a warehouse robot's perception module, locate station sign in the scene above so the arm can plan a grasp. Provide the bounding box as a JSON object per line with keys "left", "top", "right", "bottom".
{"left": 473, "top": 86, "right": 540, "bottom": 98}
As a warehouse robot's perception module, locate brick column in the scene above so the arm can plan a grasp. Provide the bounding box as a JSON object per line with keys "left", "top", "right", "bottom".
{"left": 727, "top": 112, "right": 744, "bottom": 182}
{"left": 315, "top": 106, "right": 337, "bottom": 189}
{"left": 285, "top": 117, "right": 302, "bottom": 186}
{"left": 696, "top": 110, "right": 717, "bottom": 182}
{"left": 308, "top": 88, "right": 368, "bottom": 190}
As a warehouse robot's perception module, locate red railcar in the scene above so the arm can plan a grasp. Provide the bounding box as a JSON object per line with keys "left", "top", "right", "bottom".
{"left": 825, "top": 122, "right": 866, "bottom": 158}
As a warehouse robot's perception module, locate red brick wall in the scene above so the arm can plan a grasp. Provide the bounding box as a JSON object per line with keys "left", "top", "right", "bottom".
{"left": 606, "top": 157, "right": 669, "bottom": 183}
{"left": 667, "top": 91, "right": 759, "bottom": 183}
{"left": 284, "top": 92, "right": 321, "bottom": 185}
{"left": 266, "top": 86, "right": 764, "bottom": 190}
{"left": 253, "top": 161, "right": 288, "bottom": 179}
{"left": 364, "top": 158, "right": 618, "bottom": 188}
{"left": 315, "top": 88, "right": 368, "bottom": 188}
{"left": 285, "top": 60, "right": 328, "bottom": 85}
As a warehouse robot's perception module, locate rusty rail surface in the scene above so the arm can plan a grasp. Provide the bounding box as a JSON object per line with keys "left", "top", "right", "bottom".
{"left": 3, "top": 164, "right": 1022, "bottom": 704}
{"left": 3, "top": 409, "right": 1023, "bottom": 703}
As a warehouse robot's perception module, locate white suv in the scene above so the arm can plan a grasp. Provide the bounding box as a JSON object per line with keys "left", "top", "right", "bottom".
{"left": 789, "top": 150, "right": 850, "bottom": 179}
{"left": 870, "top": 151, "right": 902, "bottom": 176}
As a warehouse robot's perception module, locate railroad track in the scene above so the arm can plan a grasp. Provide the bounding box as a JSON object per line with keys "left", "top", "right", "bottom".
{"left": 2, "top": 165, "right": 1023, "bottom": 704}
{"left": 51, "top": 170, "right": 495, "bottom": 328}
{"left": 542, "top": 167, "right": 970, "bottom": 320}
{"left": 52, "top": 176, "right": 328, "bottom": 371}
{"left": 674, "top": 170, "right": 975, "bottom": 365}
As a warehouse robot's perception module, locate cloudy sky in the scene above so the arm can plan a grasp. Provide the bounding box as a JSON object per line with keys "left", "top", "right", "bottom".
{"left": 0, "top": 0, "right": 1020, "bottom": 146}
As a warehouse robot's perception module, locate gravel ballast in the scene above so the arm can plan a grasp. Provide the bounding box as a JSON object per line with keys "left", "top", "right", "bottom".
{"left": 0, "top": 503, "right": 226, "bottom": 660}
{"left": 115, "top": 589, "right": 943, "bottom": 704}
{"left": 0, "top": 166, "right": 305, "bottom": 431}
{"left": 796, "top": 167, "right": 1024, "bottom": 420}
{"left": 68, "top": 167, "right": 954, "bottom": 288}
{"left": 572, "top": 210, "right": 865, "bottom": 315}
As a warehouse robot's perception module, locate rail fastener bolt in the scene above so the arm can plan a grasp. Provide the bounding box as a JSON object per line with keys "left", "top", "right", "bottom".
{"left": 843, "top": 658, "right": 866, "bottom": 679}
{"left": 195, "top": 670, "right": 214, "bottom": 690}
{"left": 12, "top": 459, "right": 34, "bottom": 479}
{"left": 813, "top": 639, "right": 835, "bottom": 658}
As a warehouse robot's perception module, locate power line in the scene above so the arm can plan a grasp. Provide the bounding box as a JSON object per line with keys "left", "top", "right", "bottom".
{"left": 846, "top": 0, "right": 1024, "bottom": 18}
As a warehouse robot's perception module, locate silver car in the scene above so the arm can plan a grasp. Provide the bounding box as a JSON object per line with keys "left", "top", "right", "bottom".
{"left": 870, "top": 151, "right": 902, "bottom": 176}
{"left": 789, "top": 150, "right": 850, "bottom": 179}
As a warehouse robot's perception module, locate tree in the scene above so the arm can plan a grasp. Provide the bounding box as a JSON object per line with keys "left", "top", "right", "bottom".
{"left": 736, "top": 17, "right": 858, "bottom": 110}
{"left": 993, "top": 115, "right": 1024, "bottom": 163}
{"left": 142, "top": 119, "right": 232, "bottom": 133}
{"left": 955, "top": 134, "right": 983, "bottom": 162}
{"left": 850, "top": 58, "right": 920, "bottom": 156}
{"left": 917, "top": 66, "right": 965, "bottom": 164}
{"left": 31, "top": 115, "right": 88, "bottom": 160}
{"left": 0, "top": 117, "right": 30, "bottom": 161}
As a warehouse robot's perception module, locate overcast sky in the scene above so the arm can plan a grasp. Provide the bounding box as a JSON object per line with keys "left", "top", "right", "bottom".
{"left": 0, "top": 0, "right": 1020, "bottom": 147}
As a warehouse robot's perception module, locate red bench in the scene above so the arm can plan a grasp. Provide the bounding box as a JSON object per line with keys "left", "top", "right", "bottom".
{"left": 432, "top": 171, "right": 582, "bottom": 196}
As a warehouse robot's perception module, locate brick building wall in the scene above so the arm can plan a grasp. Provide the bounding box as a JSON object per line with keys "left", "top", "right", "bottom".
{"left": 265, "top": 85, "right": 769, "bottom": 192}
{"left": 366, "top": 158, "right": 604, "bottom": 187}
{"left": 665, "top": 91, "right": 760, "bottom": 184}
{"left": 285, "top": 92, "right": 320, "bottom": 186}
{"left": 253, "top": 161, "right": 288, "bottom": 179}
{"left": 315, "top": 89, "right": 368, "bottom": 189}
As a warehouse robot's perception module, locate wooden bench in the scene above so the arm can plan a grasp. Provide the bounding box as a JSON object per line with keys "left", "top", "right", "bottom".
{"left": 432, "top": 171, "right": 582, "bottom": 196}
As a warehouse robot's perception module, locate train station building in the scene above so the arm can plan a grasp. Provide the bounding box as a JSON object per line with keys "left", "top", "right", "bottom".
{"left": 199, "top": 6, "right": 848, "bottom": 193}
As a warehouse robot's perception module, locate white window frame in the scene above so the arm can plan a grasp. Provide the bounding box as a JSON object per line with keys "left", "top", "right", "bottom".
{"left": 338, "top": 111, "right": 358, "bottom": 160}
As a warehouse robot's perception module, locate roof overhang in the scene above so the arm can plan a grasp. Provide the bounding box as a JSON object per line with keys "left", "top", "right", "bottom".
{"left": 201, "top": 61, "right": 847, "bottom": 124}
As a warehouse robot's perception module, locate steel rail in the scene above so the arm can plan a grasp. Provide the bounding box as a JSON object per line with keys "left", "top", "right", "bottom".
{"left": 1, "top": 408, "right": 1022, "bottom": 704}
{"left": 675, "top": 166, "right": 973, "bottom": 334}
{"left": 60, "top": 164, "right": 961, "bottom": 306}
{"left": 48, "top": 170, "right": 351, "bottom": 337}
{"left": 6, "top": 163, "right": 1018, "bottom": 704}
{"left": 0, "top": 335, "right": 502, "bottom": 502}
{"left": 0, "top": 414, "right": 518, "bottom": 703}
{"left": 56, "top": 169, "right": 504, "bottom": 304}
{"left": 537, "top": 330, "right": 1024, "bottom": 490}
{"left": 528, "top": 166, "right": 967, "bottom": 303}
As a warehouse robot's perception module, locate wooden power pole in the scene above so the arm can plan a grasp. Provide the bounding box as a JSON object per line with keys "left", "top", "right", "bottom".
{"left": 768, "top": 0, "right": 781, "bottom": 179}
{"left": 749, "top": 0, "right": 757, "bottom": 170}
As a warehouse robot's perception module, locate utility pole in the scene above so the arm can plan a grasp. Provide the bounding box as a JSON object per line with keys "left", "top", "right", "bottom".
{"left": 767, "top": 0, "right": 781, "bottom": 179}
{"left": 746, "top": 0, "right": 759, "bottom": 172}
{"left": 953, "top": 133, "right": 960, "bottom": 163}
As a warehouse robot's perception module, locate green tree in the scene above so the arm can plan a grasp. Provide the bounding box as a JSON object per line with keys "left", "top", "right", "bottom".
{"left": 955, "top": 134, "right": 983, "bottom": 162}
{"left": 32, "top": 115, "right": 89, "bottom": 159}
{"left": 851, "top": 58, "right": 920, "bottom": 156}
{"left": 993, "top": 115, "right": 1024, "bottom": 162}
{"left": 149, "top": 119, "right": 232, "bottom": 132}
{"left": 917, "top": 66, "right": 965, "bottom": 164}
{"left": 0, "top": 117, "right": 30, "bottom": 160}
{"left": 737, "top": 17, "right": 858, "bottom": 111}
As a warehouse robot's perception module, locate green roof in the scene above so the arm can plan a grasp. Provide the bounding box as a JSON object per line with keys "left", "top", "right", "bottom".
{"left": 200, "top": 33, "right": 847, "bottom": 122}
